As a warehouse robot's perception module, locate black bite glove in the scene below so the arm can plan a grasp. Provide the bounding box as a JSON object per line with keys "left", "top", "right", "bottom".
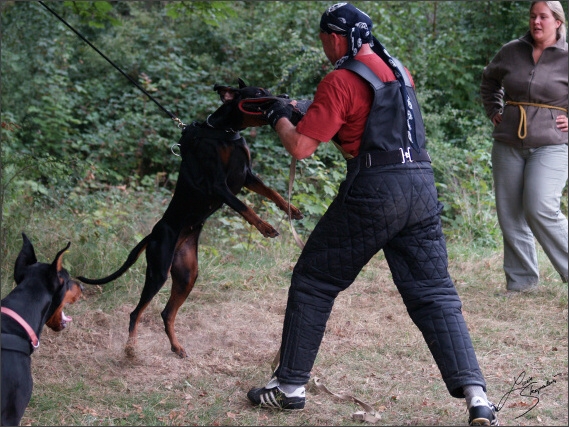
{"left": 264, "top": 99, "right": 294, "bottom": 129}
{"left": 290, "top": 99, "right": 312, "bottom": 125}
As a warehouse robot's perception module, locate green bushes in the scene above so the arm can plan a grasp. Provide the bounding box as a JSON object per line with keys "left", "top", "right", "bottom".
{"left": 3, "top": 0, "right": 563, "bottom": 265}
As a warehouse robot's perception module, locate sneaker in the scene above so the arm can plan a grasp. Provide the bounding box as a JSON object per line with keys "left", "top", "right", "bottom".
{"left": 247, "top": 377, "right": 305, "bottom": 410}
{"left": 468, "top": 399, "right": 499, "bottom": 426}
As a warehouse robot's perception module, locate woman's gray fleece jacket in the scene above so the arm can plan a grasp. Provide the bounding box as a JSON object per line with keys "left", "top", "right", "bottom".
{"left": 480, "top": 32, "right": 568, "bottom": 148}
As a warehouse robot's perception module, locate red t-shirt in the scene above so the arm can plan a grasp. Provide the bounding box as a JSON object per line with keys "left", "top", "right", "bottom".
{"left": 297, "top": 53, "right": 414, "bottom": 158}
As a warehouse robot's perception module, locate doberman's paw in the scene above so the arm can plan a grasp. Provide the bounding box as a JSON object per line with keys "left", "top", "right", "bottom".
{"left": 288, "top": 205, "right": 303, "bottom": 220}
{"left": 265, "top": 229, "right": 280, "bottom": 238}
{"left": 172, "top": 346, "right": 188, "bottom": 358}
{"left": 257, "top": 222, "right": 279, "bottom": 238}
{"left": 125, "top": 341, "right": 137, "bottom": 359}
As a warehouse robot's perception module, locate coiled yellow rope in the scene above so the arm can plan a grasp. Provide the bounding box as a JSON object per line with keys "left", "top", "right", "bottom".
{"left": 506, "top": 101, "right": 568, "bottom": 139}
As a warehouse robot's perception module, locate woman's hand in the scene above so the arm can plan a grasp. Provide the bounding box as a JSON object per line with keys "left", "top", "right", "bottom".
{"left": 556, "top": 114, "right": 568, "bottom": 133}
{"left": 492, "top": 113, "right": 503, "bottom": 126}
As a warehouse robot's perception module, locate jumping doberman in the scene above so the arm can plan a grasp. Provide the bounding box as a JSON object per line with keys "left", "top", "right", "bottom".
{"left": 1, "top": 233, "right": 83, "bottom": 426}
{"left": 78, "top": 79, "right": 304, "bottom": 358}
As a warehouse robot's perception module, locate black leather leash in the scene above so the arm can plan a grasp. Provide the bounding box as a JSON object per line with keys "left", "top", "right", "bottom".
{"left": 38, "top": 1, "right": 186, "bottom": 129}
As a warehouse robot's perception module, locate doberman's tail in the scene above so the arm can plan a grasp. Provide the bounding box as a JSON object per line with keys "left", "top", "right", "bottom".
{"left": 78, "top": 236, "right": 150, "bottom": 285}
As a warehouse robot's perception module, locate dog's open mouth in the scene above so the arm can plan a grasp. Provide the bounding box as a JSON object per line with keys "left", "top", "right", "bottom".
{"left": 46, "top": 282, "right": 82, "bottom": 332}
{"left": 46, "top": 308, "right": 73, "bottom": 331}
{"left": 61, "top": 310, "right": 73, "bottom": 326}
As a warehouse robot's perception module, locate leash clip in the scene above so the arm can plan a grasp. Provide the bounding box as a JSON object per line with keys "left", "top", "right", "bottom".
{"left": 171, "top": 143, "right": 181, "bottom": 157}
{"left": 400, "top": 147, "right": 413, "bottom": 163}
{"left": 172, "top": 117, "right": 186, "bottom": 129}
{"left": 33, "top": 339, "right": 40, "bottom": 349}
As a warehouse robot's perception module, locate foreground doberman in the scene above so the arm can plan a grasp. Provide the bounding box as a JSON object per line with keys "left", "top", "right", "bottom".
{"left": 1, "top": 233, "right": 83, "bottom": 426}
{"left": 78, "top": 80, "right": 303, "bottom": 358}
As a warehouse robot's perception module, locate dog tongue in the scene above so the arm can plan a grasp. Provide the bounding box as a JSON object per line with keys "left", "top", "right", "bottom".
{"left": 62, "top": 311, "right": 72, "bottom": 322}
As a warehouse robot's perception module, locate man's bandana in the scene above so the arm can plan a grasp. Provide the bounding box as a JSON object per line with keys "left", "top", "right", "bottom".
{"left": 320, "top": 2, "right": 420, "bottom": 152}
{"left": 320, "top": 2, "right": 373, "bottom": 68}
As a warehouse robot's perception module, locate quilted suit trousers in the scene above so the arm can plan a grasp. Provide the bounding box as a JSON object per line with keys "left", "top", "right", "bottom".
{"left": 274, "top": 161, "right": 486, "bottom": 398}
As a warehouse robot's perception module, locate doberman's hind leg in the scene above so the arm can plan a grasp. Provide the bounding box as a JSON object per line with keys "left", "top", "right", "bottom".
{"left": 125, "top": 223, "right": 178, "bottom": 358}
{"left": 161, "top": 226, "right": 202, "bottom": 358}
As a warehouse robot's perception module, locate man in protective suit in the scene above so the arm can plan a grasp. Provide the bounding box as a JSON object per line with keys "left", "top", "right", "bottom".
{"left": 247, "top": 3, "right": 498, "bottom": 426}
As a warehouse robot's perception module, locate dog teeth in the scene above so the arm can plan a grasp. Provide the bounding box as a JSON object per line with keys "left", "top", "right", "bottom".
{"left": 62, "top": 311, "right": 72, "bottom": 322}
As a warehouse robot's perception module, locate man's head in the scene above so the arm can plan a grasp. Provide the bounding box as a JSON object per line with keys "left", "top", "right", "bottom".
{"left": 319, "top": 3, "right": 374, "bottom": 66}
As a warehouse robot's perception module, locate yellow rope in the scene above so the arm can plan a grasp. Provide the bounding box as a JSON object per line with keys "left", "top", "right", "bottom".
{"left": 506, "top": 101, "right": 568, "bottom": 140}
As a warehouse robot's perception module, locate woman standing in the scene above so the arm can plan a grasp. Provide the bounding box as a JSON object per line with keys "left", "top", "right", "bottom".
{"left": 481, "top": 1, "right": 568, "bottom": 291}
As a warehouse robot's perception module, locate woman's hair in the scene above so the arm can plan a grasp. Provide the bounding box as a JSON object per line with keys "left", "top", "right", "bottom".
{"left": 531, "top": 1, "right": 567, "bottom": 39}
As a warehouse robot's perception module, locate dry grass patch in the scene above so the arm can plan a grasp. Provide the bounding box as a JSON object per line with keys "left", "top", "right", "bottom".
{"left": 16, "top": 244, "right": 568, "bottom": 426}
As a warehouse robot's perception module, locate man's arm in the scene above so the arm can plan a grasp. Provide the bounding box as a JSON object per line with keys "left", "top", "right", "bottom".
{"left": 274, "top": 118, "right": 321, "bottom": 160}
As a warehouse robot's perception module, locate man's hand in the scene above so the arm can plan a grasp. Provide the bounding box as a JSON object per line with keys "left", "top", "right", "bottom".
{"left": 263, "top": 99, "right": 295, "bottom": 129}
{"left": 266, "top": 99, "right": 313, "bottom": 128}
{"left": 238, "top": 97, "right": 312, "bottom": 128}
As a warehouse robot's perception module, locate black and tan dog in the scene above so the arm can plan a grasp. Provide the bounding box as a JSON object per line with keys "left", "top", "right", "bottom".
{"left": 78, "top": 80, "right": 304, "bottom": 358}
{"left": 1, "top": 233, "right": 83, "bottom": 426}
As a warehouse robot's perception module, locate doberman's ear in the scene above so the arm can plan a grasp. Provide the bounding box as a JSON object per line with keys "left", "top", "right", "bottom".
{"left": 214, "top": 84, "right": 235, "bottom": 103}
{"left": 49, "top": 242, "right": 71, "bottom": 287}
{"left": 238, "top": 78, "right": 247, "bottom": 88}
{"left": 14, "top": 233, "right": 38, "bottom": 284}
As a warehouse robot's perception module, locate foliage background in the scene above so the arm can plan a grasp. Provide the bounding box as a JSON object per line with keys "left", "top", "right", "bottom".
{"left": 1, "top": 3, "right": 568, "bottom": 426}
{"left": 1, "top": 0, "right": 567, "bottom": 263}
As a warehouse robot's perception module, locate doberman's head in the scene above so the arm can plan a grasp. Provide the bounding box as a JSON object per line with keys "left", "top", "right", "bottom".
{"left": 12, "top": 233, "right": 83, "bottom": 332}
{"left": 207, "top": 78, "right": 286, "bottom": 130}
{"left": 44, "top": 259, "right": 83, "bottom": 332}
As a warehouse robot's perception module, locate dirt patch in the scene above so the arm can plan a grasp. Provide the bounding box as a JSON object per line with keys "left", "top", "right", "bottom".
{"left": 23, "top": 253, "right": 568, "bottom": 426}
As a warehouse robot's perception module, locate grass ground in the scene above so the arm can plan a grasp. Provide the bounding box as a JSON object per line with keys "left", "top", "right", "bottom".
{"left": 2, "top": 219, "right": 566, "bottom": 426}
